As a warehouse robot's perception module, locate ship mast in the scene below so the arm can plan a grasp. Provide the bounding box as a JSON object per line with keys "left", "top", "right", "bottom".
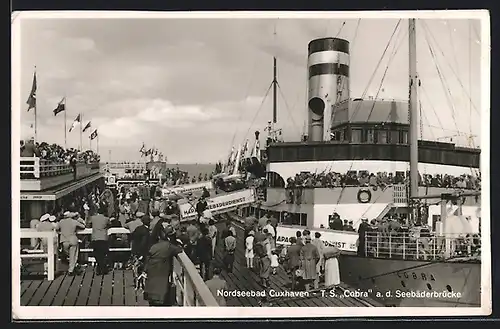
{"left": 408, "top": 18, "right": 420, "bottom": 225}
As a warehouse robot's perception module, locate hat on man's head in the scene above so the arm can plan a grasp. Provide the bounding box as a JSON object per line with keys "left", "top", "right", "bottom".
{"left": 49, "top": 215, "right": 56, "bottom": 222}
{"left": 141, "top": 215, "right": 151, "bottom": 226}
{"left": 135, "top": 211, "right": 145, "bottom": 218}
{"left": 63, "top": 211, "right": 71, "bottom": 218}
{"left": 40, "top": 213, "right": 50, "bottom": 222}
{"left": 70, "top": 212, "right": 79, "bottom": 218}
{"left": 361, "top": 217, "right": 368, "bottom": 222}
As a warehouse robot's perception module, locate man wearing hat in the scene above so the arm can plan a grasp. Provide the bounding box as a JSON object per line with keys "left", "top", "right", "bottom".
{"left": 346, "top": 220, "right": 356, "bottom": 232}
{"left": 149, "top": 209, "right": 162, "bottom": 233}
{"left": 125, "top": 212, "right": 144, "bottom": 235}
{"left": 56, "top": 211, "right": 86, "bottom": 275}
{"left": 357, "top": 217, "right": 370, "bottom": 257}
{"left": 88, "top": 205, "right": 111, "bottom": 275}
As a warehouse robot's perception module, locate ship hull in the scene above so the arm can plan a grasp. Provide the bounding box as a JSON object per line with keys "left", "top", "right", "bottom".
{"left": 338, "top": 254, "right": 481, "bottom": 307}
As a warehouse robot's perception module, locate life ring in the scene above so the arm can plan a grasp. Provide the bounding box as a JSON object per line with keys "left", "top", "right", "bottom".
{"left": 357, "top": 188, "right": 371, "bottom": 204}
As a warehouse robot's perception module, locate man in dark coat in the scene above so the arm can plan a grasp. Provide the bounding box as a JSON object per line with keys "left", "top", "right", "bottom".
{"left": 144, "top": 224, "right": 183, "bottom": 306}
{"left": 197, "top": 226, "right": 213, "bottom": 280}
{"left": 196, "top": 197, "right": 208, "bottom": 223}
{"left": 284, "top": 237, "right": 302, "bottom": 291}
{"left": 329, "top": 212, "right": 343, "bottom": 231}
{"left": 357, "top": 217, "right": 370, "bottom": 257}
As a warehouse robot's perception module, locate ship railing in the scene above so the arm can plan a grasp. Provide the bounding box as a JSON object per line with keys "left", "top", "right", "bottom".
{"left": 20, "top": 227, "right": 218, "bottom": 306}
{"left": 364, "top": 231, "right": 481, "bottom": 261}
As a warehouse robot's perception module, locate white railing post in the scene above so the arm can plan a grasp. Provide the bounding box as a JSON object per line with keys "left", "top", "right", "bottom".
{"left": 388, "top": 233, "right": 392, "bottom": 258}
{"left": 402, "top": 233, "right": 406, "bottom": 259}
{"left": 47, "top": 232, "right": 55, "bottom": 281}
{"left": 416, "top": 236, "right": 419, "bottom": 260}
{"left": 34, "top": 157, "right": 40, "bottom": 178}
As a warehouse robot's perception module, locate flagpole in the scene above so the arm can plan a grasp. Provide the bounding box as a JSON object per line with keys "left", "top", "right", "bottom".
{"left": 80, "top": 113, "right": 83, "bottom": 151}
{"left": 34, "top": 66, "right": 37, "bottom": 143}
{"left": 97, "top": 133, "right": 100, "bottom": 155}
{"left": 64, "top": 96, "right": 67, "bottom": 149}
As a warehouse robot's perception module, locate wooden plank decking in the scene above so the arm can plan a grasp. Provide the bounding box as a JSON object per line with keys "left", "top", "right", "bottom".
{"left": 214, "top": 219, "right": 383, "bottom": 307}
{"left": 19, "top": 212, "right": 382, "bottom": 308}
{"left": 20, "top": 269, "right": 149, "bottom": 307}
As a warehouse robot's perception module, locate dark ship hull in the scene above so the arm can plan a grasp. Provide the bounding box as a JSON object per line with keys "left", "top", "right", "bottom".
{"left": 338, "top": 254, "right": 481, "bottom": 307}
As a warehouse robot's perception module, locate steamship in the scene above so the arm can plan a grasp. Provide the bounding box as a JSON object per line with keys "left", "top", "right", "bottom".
{"left": 232, "top": 19, "right": 482, "bottom": 307}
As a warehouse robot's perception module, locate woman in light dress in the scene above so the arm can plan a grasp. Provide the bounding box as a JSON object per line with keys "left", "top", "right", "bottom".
{"left": 245, "top": 230, "right": 255, "bottom": 268}
{"left": 208, "top": 219, "right": 218, "bottom": 258}
{"left": 323, "top": 246, "right": 341, "bottom": 287}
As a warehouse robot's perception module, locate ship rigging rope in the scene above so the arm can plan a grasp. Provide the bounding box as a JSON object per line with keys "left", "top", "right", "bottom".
{"left": 366, "top": 21, "right": 407, "bottom": 123}
{"left": 329, "top": 19, "right": 402, "bottom": 208}
{"left": 227, "top": 56, "right": 260, "bottom": 153}
{"left": 276, "top": 81, "right": 300, "bottom": 136}
{"left": 421, "top": 24, "right": 461, "bottom": 139}
{"left": 446, "top": 20, "right": 462, "bottom": 81}
{"left": 349, "top": 19, "right": 402, "bottom": 122}
{"left": 421, "top": 21, "right": 480, "bottom": 116}
{"left": 242, "top": 82, "right": 273, "bottom": 142}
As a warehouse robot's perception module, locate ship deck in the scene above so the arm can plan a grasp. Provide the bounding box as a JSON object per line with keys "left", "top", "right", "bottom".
{"left": 214, "top": 218, "right": 383, "bottom": 307}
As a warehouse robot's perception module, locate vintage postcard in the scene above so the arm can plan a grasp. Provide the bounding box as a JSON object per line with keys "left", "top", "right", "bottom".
{"left": 11, "top": 10, "right": 491, "bottom": 319}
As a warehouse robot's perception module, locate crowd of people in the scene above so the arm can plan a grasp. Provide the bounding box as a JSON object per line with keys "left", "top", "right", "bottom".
{"left": 285, "top": 170, "right": 481, "bottom": 190}
{"left": 21, "top": 138, "right": 100, "bottom": 164}
{"left": 241, "top": 212, "right": 341, "bottom": 299}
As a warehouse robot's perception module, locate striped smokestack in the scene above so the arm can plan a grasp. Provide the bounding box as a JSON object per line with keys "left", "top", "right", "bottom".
{"left": 307, "top": 37, "right": 350, "bottom": 141}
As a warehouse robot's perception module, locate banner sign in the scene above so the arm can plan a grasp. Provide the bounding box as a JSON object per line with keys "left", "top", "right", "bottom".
{"left": 179, "top": 188, "right": 256, "bottom": 220}
{"left": 276, "top": 225, "right": 359, "bottom": 252}
{"left": 163, "top": 181, "right": 214, "bottom": 196}
{"left": 20, "top": 194, "right": 55, "bottom": 201}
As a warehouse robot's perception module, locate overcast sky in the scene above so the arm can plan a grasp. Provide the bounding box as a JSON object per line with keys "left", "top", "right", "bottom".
{"left": 15, "top": 13, "right": 483, "bottom": 163}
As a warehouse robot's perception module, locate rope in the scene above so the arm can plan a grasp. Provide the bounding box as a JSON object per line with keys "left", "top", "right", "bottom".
{"left": 276, "top": 82, "right": 300, "bottom": 137}
{"left": 349, "top": 19, "right": 401, "bottom": 122}
{"left": 227, "top": 57, "right": 260, "bottom": 153}
{"left": 242, "top": 82, "right": 273, "bottom": 142}
{"left": 421, "top": 21, "right": 480, "bottom": 115}
{"left": 421, "top": 24, "right": 461, "bottom": 140}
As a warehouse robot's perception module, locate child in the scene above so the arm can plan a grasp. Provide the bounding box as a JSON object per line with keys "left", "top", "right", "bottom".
{"left": 270, "top": 250, "right": 279, "bottom": 275}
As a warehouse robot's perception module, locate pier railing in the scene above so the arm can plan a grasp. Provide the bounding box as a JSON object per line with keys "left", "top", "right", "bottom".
{"left": 20, "top": 229, "right": 57, "bottom": 281}
{"left": 20, "top": 227, "right": 218, "bottom": 306}
{"left": 20, "top": 157, "right": 101, "bottom": 191}
{"left": 364, "top": 231, "right": 481, "bottom": 261}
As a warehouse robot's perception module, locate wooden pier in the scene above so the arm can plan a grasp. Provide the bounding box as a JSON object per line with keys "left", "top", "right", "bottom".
{"left": 21, "top": 268, "right": 148, "bottom": 307}
{"left": 19, "top": 215, "right": 381, "bottom": 308}
{"left": 213, "top": 219, "right": 383, "bottom": 307}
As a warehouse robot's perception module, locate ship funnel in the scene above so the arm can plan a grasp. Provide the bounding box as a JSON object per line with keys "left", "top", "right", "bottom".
{"left": 307, "top": 37, "right": 350, "bottom": 141}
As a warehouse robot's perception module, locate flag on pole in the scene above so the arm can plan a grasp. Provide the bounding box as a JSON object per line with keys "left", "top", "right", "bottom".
{"left": 90, "top": 129, "right": 98, "bottom": 140}
{"left": 69, "top": 114, "right": 81, "bottom": 132}
{"left": 140, "top": 142, "right": 145, "bottom": 153}
{"left": 82, "top": 121, "right": 91, "bottom": 132}
{"left": 53, "top": 97, "right": 66, "bottom": 116}
{"left": 26, "top": 71, "right": 37, "bottom": 111}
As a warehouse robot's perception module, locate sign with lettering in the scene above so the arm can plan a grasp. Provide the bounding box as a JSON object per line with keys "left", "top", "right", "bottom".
{"left": 162, "top": 181, "right": 214, "bottom": 196}
{"left": 179, "top": 188, "right": 256, "bottom": 220}
{"left": 276, "top": 225, "right": 359, "bottom": 252}
{"left": 20, "top": 194, "right": 55, "bottom": 201}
